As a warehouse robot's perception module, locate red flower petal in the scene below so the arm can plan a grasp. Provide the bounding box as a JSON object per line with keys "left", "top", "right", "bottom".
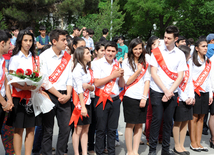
{"left": 25, "top": 69, "right": 32, "bottom": 76}
{"left": 16, "top": 68, "right": 24, "bottom": 75}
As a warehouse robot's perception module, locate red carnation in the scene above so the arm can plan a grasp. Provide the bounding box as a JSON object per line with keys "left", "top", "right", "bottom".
{"left": 16, "top": 68, "right": 24, "bottom": 75}
{"left": 25, "top": 69, "right": 32, "bottom": 76}
{"left": 34, "top": 72, "right": 39, "bottom": 78}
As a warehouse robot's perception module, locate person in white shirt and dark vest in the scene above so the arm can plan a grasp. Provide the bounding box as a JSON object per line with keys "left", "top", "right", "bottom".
{"left": 148, "top": 26, "right": 187, "bottom": 155}
{"left": 93, "top": 41, "right": 125, "bottom": 155}
{"left": 8, "top": 29, "right": 41, "bottom": 155}
{"left": 39, "top": 29, "right": 73, "bottom": 155}
{"left": 0, "top": 30, "right": 14, "bottom": 148}
{"left": 121, "top": 38, "right": 150, "bottom": 155}
{"left": 189, "top": 38, "right": 213, "bottom": 152}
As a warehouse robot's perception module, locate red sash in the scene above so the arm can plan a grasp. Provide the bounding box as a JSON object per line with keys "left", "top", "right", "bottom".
{"left": 0, "top": 60, "right": 5, "bottom": 90}
{"left": 193, "top": 61, "right": 211, "bottom": 96}
{"left": 119, "top": 62, "right": 149, "bottom": 101}
{"left": 49, "top": 51, "right": 71, "bottom": 84}
{"left": 177, "top": 64, "right": 190, "bottom": 104}
{"left": 95, "top": 62, "right": 119, "bottom": 110}
{"left": 69, "top": 69, "right": 94, "bottom": 127}
{"left": 179, "top": 64, "right": 190, "bottom": 92}
{"left": 152, "top": 48, "right": 178, "bottom": 81}
{"left": 12, "top": 56, "right": 40, "bottom": 104}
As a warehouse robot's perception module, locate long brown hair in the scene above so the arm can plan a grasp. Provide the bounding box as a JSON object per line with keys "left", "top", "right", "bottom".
{"left": 73, "top": 47, "right": 91, "bottom": 73}
{"left": 128, "top": 38, "right": 146, "bottom": 72}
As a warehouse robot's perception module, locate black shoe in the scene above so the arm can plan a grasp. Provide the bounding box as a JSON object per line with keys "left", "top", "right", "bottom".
{"left": 161, "top": 150, "right": 175, "bottom": 155}
{"left": 210, "top": 138, "right": 214, "bottom": 148}
{"left": 173, "top": 148, "right": 186, "bottom": 155}
{"left": 184, "top": 151, "right": 190, "bottom": 155}
{"left": 148, "top": 152, "right": 156, "bottom": 155}
{"left": 190, "top": 144, "right": 201, "bottom": 152}
{"left": 200, "top": 147, "right": 209, "bottom": 152}
{"left": 202, "top": 130, "right": 208, "bottom": 135}
{"left": 186, "top": 131, "right": 189, "bottom": 136}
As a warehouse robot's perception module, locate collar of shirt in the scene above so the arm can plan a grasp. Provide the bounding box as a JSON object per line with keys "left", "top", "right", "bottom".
{"left": 102, "top": 56, "right": 116, "bottom": 67}
{"left": 197, "top": 55, "right": 207, "bottom": 64}
{"left": 18, "top": 50, "right": 32, "bottom": 58}
{"left": 49, "top": 47, "right": 65, "bottom": 59}
{"left": 162, "top": 43, "right": 176, "bottom": 54}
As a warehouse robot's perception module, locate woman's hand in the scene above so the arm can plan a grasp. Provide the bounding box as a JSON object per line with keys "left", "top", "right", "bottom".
{"left": 139, "top": 98, "right": 146, "bottom": 108}
{"left": 81, "top": 106, "right": 87, "bottom": 117}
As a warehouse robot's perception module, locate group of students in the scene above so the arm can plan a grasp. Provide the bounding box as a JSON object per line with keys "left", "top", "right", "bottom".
{"left": 0, "top": 24, "right": 214, "bottom": 155}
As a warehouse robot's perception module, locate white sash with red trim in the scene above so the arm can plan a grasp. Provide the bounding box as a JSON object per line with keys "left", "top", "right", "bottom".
{"left": 193, "top": 61, "right": 211, "bottom": 96}
{"left": 119, "top": 62, "right": 149, "bottom": 101}
{"left": 95, "top": 62, "right": 119, "bottom": 110}
{"left": 69, "top": 69, "right": 94, "bottom": 127}
{"left": 49, "top": 51, "right": 71, "bottom": 84}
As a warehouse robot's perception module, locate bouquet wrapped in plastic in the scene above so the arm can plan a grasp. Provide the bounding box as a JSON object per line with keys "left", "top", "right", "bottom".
{"left": 7, "top": 68, "right": 55, "bottom": 116}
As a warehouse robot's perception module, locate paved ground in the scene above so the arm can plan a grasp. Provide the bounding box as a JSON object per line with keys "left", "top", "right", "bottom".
{"left": 1, "top": 105, "right": 214, "bottom": 155}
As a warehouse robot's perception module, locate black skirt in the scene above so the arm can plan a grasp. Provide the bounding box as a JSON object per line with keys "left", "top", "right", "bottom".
{"left": 210, "top": 99, "right": 214, "bottom": 115}
{"left": 7, "top": 97, "right": 42, "bottom": 128}
{"left": 123, "top": 96, "right": 147, "bottom": 124}
{"left": 174, "top": 101, "right": 193, "bottom": 122}
{"left": 72, "top": 103, "right": 92, "bottom": 125}
{"left": 193, "top": 92, "right": 209, "bottom": 114}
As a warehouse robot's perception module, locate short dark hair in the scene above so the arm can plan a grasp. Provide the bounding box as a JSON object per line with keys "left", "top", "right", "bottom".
{"left": 113, "top": 36, "right": 119, "bottom": 43}
{"left": 105, "top": 41, "right": 118, "bottom": 51}
{"left": 102, "top": 28, "right": 109, "bottom": 35}
{"left": 40, "top": 44, "right": 52, "bottom": 54}
{"left": 178, "top": 45, "right": 190, "bottom": 59}
{"left": 25, "top": 27, "right": 33, "bottom": 31}
{"left": 39, "top": 25, "right": 46, "bottom": 30}
{"left": 165, "top": 25, "right": 179, "bottom": 38}
{"left": 176, "top": 36, "right": 186, "bottom": 44}
{"left": 88, "top": 29, "right": 94, "bottom": 35}
{"left": 73, "top": 27, "right": 80, "bottom": 31}
{"left": 11, "top": 26, "right": 18, "bottom": 32}
{"left": 118, "top": 36, "right": 125, "bottom": 41}
{"left": 50, "top": 29, "right": 67, "bottom": 44}
{"left": 0, "top": 30, "right": 10, "bottom": 43}
{"left": 188, "top": 38, "right": 194, "bottom": 44}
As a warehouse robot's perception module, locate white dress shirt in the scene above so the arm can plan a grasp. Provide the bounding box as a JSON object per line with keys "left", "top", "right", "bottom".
{"left": 178, "top": 59, "right": 195, "bottom": 101}
{"left": 192, "top": 56, "right": 212, "bottom": 98}
{"left": 92, "top": 57, "right": 120, "bottom": 97}
{"left": 39, "top": 47, "right": 72, "bottom": 90}
{"left": 122, "top": 58, "right": 151, "bottom": 100}
{"left": 73, "top": 63, "right": 93, "bottom": 105}
{"left": 0, "top": 57, "right": 5, "bottom": 97}
{"left": 150, "top": 44, "right": 187, "bottom": 93}
{"left": 9, "top": 51, "right": 36, "bottom": 92}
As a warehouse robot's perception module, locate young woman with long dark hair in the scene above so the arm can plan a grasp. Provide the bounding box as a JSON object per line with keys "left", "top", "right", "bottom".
{"left": 8, "top": 29, "right": 41, "bottom": 155}
{"left": 189, "top": 38, "right": 213, "bottom": 152}
{"left": 122, "top": 38, "right": 150, "bottom": 155}
{"left": 70, "top": 47, "right": 94, "bottom": 155}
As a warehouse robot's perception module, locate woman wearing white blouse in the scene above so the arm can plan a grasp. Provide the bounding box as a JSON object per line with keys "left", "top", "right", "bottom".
{"left": 189, "top": 39, "right": 213, "bottom": 152}
{"left": 71, "top": 47, "right": 94, "bottom": 155}
{"left": 122, "top": 38, "right": 150, "bottom": 155}
{"left": 8, "top": 30, "right": 41, "bottom": 155}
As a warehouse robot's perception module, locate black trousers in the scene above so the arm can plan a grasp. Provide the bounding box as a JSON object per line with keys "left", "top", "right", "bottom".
{"left": 95, "top": 96, "right": 121, "bottom": 155}
{"left": 42, "top": 91, "right": 72, "bottom": 155}
{"left": 149, "top": 89, "right": 177, "bottom": 153}
{"left": 88, "top": 97, "right": 96, "bottom": 151}
{"left": 0, "top": 106, "right": 5, "bottom": 134}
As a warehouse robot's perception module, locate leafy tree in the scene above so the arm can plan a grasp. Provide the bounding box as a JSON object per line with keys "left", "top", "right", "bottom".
{"left": 124, "top": 0, "right": 194, "bottom": 40}
{"left": 0, "top": 12, "right": 7, "bottom": 29}
{"left": 74, "top": 0, "right": 125, "bottom": 43}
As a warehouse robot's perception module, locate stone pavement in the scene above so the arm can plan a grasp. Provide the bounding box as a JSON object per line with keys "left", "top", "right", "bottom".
{"left": 1, "top": 105, "right": 214, "bottom": 155}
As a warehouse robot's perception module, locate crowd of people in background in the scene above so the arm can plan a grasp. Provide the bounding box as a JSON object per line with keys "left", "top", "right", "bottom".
{"left": 0, "top": 24, "right": 214, "bottom": 155}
